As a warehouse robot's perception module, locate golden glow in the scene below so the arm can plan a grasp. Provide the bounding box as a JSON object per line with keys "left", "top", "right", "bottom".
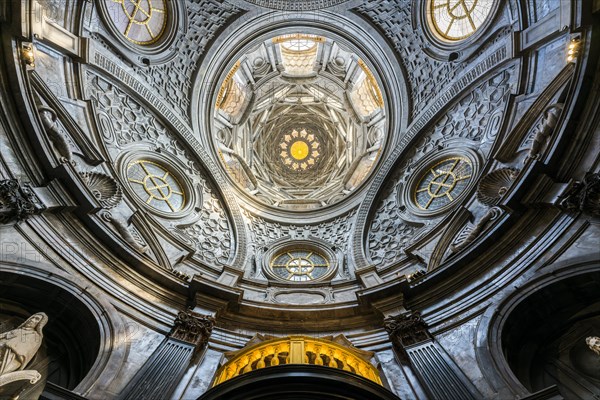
{"left": 106, "top": 0, "right": 168, "bottom": 45}
{"left": 212, "top": 336, "right": 383, "bottom": 387}
{"left": 428, "top": 0, "right": 494, "bottom": 41}
{"left": 414, "top": 157, "right": 472, "bottom": 211}
{"left": 290, "top": 141, "right": 309, "bottom": 160}
{"left": 279, "top": 129, "right": 320, "bottom": 171}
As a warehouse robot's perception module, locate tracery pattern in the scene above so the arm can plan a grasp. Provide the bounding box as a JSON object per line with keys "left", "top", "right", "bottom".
{"left": 367, "top": 67, "right": 516, "bottom": 267}
{"left": 87, "top": 73, "right": 233, "bottom": 265}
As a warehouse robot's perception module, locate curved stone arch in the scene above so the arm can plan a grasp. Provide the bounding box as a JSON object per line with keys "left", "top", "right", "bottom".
{"left": 240, "top": 0, "right": 353, "bottom": 11}
{"left": 475, "top": 256, "right": 600, "bottom": 398}
{"left": 0, "top": 261, "right": 127, "bottom": 397}
{"left": 190, "top": 8, "right": 410, "bottom": 224}
{"left": 351, "top": 61, "right": 520, "bottom": 270}
{"left": 69, "top": 66, "right": 248, "bottom": 268}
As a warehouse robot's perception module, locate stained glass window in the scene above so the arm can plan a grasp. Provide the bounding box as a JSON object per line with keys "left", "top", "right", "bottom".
{"left": 414, "top": 157, "right": 473, "bottom": 211}
{"left": 104, "top": 0, "right": 168, "bottom": 45}
{"left": 428, "top": 0, "right": 495, "bottom": 41}
{"left": 271, "top": 250, "right": 330, "bottom": 282}
{"left": 127, "top": 160, "right": 185, "bottom": 212}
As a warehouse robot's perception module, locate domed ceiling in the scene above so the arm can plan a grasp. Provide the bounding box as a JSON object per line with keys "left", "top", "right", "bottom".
{"left": 212, "top": 34, "right": 387, "bottom": 211}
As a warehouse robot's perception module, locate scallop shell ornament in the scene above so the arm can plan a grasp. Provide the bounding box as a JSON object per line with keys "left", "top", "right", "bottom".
{"left": 79, "top": 172, "right": 123, "bottom": 209}
{"left": 476, "top": 168, "right": 519, "bottom": 206}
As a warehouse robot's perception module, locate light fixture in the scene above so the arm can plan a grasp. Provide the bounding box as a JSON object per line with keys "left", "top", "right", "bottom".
{"left": 567, "top": 37, "right": 581, "bottom": 63}
{"left": 21, "top": 43, "right": 35, "bottom": 68}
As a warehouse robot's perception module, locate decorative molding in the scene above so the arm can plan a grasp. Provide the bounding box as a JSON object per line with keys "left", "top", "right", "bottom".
{"left": 78, "top": 171, "right": 122, "bottom": 209}
{"left": 0, "top": 180, "right": 46, "bottom": 224}
{"left": 171, "top": 310, "right": 215, "bottom": 349}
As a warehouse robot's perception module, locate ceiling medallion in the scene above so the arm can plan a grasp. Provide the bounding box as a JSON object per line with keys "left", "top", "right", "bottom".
{"left": 279, "top": 129, "right": 321, "bottom": 171}
{"left": 212, "top": 32, "right": 388, "bottom": 211}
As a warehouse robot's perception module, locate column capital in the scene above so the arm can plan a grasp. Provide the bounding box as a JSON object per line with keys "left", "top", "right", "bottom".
{"left": 170, "top": 310, "right": 215, "bottom": 349}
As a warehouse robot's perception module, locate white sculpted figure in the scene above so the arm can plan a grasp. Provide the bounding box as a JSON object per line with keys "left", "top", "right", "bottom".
{"left": 587, "top": 336, "right": 600, "bottom": 356}
{"left": 0, "top": 313, "right": 48, "bottom": 376}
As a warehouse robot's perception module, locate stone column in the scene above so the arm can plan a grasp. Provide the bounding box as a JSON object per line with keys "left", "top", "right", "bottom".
{"left": 120, "top": 311, "right": 215, "bottom": 400}
{"left": 384, "top": 312, "right": 480, "bottom": 400}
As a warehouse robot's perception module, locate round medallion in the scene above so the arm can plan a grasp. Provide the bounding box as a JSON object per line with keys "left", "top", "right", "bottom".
{"left": 126, "top": 160, "right": 185, "bottom": 212}
{"left": 270, "top": 250, "right": 330, "bottom": 282}
{"left": 427, "top": 0, "right": 495, "bottom": 41}
{"left": 279, "top": 129, "right": 321, "bottom": 171}
{"left": 103, "top": 0, "right": 168, "bottom": 45}
{"left": 414, "top": 156, "right": 473, "bottom": 211}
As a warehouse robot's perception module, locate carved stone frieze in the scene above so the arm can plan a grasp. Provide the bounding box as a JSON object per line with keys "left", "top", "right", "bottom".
{"left": 170, "top": 310, "right": 215, "bottom": 349}
{"left": 384, "top": 312, "right": 431, "bottom": 362}
{"left": 367, "top": 68, "right": 516, "bottom": 267}
{"left": 87, "top": 73, "right": 234, "bottom": 265}
{"left": 0, "top": 180, "right": 46, "bottom": 224}
{"left": 559, "top": 172, "right": 600, "bottom": 217}
{"left": 244, "top": 0, "right": 350, "bottom": 10}
{"left": 476, "top": 168, "right": 520, "bottom": 206}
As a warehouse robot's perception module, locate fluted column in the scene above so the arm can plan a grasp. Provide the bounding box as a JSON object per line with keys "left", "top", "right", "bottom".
{"left": 120, "top": 311, "right": 215, "bottom": 400}
{"left": 384, "top": 312, "right": 480, "bottom": 400}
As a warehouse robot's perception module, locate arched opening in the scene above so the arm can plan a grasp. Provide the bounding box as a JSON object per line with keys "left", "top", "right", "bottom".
{"left": 0, "top": 273, "right": 102, "bottom": 397}
{"left": 501, "top": 271, "right": 600, "bottom": 399}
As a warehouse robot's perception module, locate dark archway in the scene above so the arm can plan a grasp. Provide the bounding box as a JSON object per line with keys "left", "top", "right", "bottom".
{"left": 198, "top": 364, "right": 401, "bottom": 400}
{"left": 0, "top": 272, "right": 102, "bottom": 394}
{"left": 501, "top": 270, "right": 600, "bottom": 399}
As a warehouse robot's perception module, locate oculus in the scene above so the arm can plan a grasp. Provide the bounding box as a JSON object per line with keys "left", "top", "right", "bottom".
{"left": 270, "top": 249, "right": 330, "bottom": 282}
{"left": 126, "top": 160, "right": 185, "bottom": 213}
{"left": 212, "top": 32, "right": 388, "bottom": 211}
{"left": 279, "top": 128, "right": 321, "bottom": 171}
{"left": 103, "top": 0, "right": 168, "bottom": 45}
{"left": 414, "top": 156, "right": 473, "bottom": 212}
{"left": 427, "top": 0, "right": 495, "bottom": 41}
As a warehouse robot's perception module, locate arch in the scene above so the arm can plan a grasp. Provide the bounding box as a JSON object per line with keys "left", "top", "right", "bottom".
{"left": 477, "top": 257, "right": 600, "bottom": 398}
{"left": 0, "top": 262, "right": 127, "bottom": 397}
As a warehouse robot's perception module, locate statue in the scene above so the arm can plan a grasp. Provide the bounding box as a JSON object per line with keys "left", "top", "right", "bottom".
{"left": 0, "top": 313, "right": 47, "bottom": 375}
{"left": 587, "top": 336, "right": 600, "bottom": 356}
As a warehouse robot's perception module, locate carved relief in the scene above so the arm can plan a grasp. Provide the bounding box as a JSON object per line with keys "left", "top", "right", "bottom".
{"left": 131, "top": 1, "right": 243, "bottom": 117}
{"left": 384, "top": 312, "right": 431, "bottom": 362}
{"left": 38, "top": 106, "right": 73, "bottom": 163}
{"left": 476, "top": 168, "right": 519, "bottom": 206}
{"left": 100, "top": 210, "right": 149, "bottom": 254}
{"left": 355, "top": 0, "right": 509, "bottom": 116}
{"left": 524, "top": 104, "right": 563, "bottom": 161}
{"left": 368, "top": 68, "right": 516, "bottom": 267}
{"left": 0, "top": 180, "right": 45, "bottom": 224}
{"left": 0, "top": 313, "right": 47, "bottom": 395}
{"left": 559, "top": 172, "right": 600, "bottom": 217}
{"left": 170, "top": 310, "right": 215, "bottom": 349}
{"left": 450, "top": 207, "right": 502, "bottom": 253}
{"left": 87, "top": 73, "right": 234, "bottom": 265}
{"left": 586, "top": 336, "right": 600, "bottom": 356}
{"left": 244, "top": 209, "right": 355, "bottom": 274}
{"left": 79, "top": 171, "right": 123, "bottom": 209}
